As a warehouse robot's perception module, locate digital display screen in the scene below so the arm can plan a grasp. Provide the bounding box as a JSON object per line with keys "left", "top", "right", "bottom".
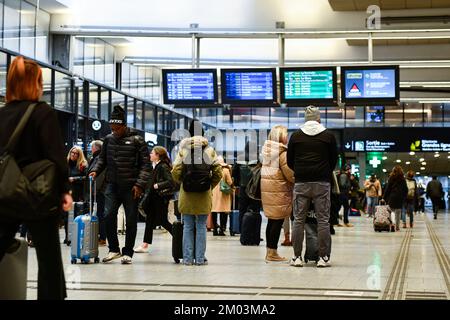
{"left": 344, "top": 68, "right": 396, "bottom": 99}
{"left": 221, "top": 69, "right": 276, "bottom": 105}
{"left": 283, "top": 70, "right": 334, "bottom": 99}
{"left": 162, "top": 69, "right": 218, "bottom": 105}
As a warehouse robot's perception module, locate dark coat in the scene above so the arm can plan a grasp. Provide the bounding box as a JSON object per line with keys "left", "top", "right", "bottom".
{"left": 68, "top": 160, "right": 87, "bottom": 202}
{"left": 0, "top": 100, "right": 69, "bottom": 198}
{"left": 426, "top": 179, "right": 444, "bottom": 199}
{"left": 91, "top": 128, "right": 151, "bottom": 190}
{"left": 88, "top": 150, "right": 106, "bottom": 194}
{"left": 384, "top": 177, "right": 408, "bottom": 209}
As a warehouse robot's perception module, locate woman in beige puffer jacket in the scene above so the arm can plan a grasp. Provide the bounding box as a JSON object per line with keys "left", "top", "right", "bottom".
{"left": 261, "top": 125, "right": 295, "bottom": 262}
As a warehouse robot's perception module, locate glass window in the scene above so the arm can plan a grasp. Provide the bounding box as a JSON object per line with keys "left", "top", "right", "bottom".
{"left": 4, "top": 0, "right": 21, "bottom": 52}
{"left": 100, "top": 87, "right": 110, "bottom": 121}
{"left": 41, "top": 67, "right": 52, "bottom": 105}
{"left": 121, "top": 63, "right": 130, "bottom": 93}
{"left": 73, "top": 38, "right": 84, "bottom": 76}
{"left": 0, "top": 52, "right": 7, "bottom": 102}
{"left": 365, "top": 106, "right": 385, "bottom": 127}
{"left": 164, "top": 111, "right": 172, "bottom": 136}
{"left": 424, "top": 103, "right": 443, "bottom": 127}
{"left": 138, "top": 67, "right": 146, "bottom": 98}
{"left": 232, "top": 108, "right": 252, "bottom": 130}
{"left": 104, "top": 44, "right": 114, "bottom": 87}
{"left": 20, "top": 0, "right": 36, "bottom": 58}
{"left": 0, "top": 1, "right": 3, "bottom": 48}
{"left": 345, "top": 106, "right": 364, "bottom": 128}
{"left": 144, "top": 103, "right": 155, "bottom": 132}
{"left": 54, "top": 71, "right": 72, "bottom": 111}
{"left": 252, "top": 107, "right": 270, "bottom": 129}
{"left": 127, "top": 98, "right": 135, "bottom": 128}
{"left": 94, "top": 39, "right": 105, "bottom": 84}
{"left": 111, "top": 91, "right": 124, "bottom": 108}
{"left": 129, "top": 65, "right": 138, "bottom": 96}
{"left": 270, "top": 108, "right": 287, "bottom": 127}
{"left": 74, "top": 79, "right": 84, "bottom": 116}
{"left": 444, "top": 104, "right": 450, "bottom": 127}
{"left": 287, "top": 108, "right": 303, "bottom": 129}
{"left": 89, "top": 85, "right": 99, "bottom": 119}
{"left": 157, "top": 108, "right": 165, "bottom": 135}
{"left": 385, "top": 105, "right": 403, "bottom": 127}
{"left": 83, "top": 38, "right": 95, "bottom": 80}
{"left": 151, "top": 67, "right": 161, "bottom": 103}
{"left": 136, "top": 100, "right": 143, "bottom": 130}
{"left": 216, "top": 107, "right": 231, "bottom": 129}
{"left": 36, "top": 9, "right": 50, "bottom": 62}
{"left": 402, "top": 103, "right": 423, "bottom": 127}
{"left": 326, "top": 107, "right": 345, "bottom": 128}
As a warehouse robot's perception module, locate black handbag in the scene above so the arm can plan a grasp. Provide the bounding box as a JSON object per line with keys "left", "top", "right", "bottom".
{"left": 0, "top": 103, "right": 59, "bottom": 221}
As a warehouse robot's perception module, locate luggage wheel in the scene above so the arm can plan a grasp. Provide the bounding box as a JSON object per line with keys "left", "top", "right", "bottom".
{"left": 94, "top": 257, "right": 100, "bottom": 263}
{"left": 174, "top": 258, "right": 180, "bottom": 264}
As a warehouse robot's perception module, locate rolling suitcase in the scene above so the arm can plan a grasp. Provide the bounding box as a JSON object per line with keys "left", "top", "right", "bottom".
{"left": 239, "top": 210, "right": 262, "bottom": 246}
{"left": 373, "top": 200, "right": 393, "bottom": 232}
{"left": 229, "top": 192, "right": 240, "bottom": 235}
{"left": 67, "top": 201, "right": 86, "bottom": 246}
{"left": 304, "top": 211, "right": 332, "bottom": 263}
{"left": 70, "top": 177, "right": 100, "bottom": 264}
{"left": 0, "top": 238, "right": 28, "bottom": 300}
{"left": 172, "top": 220, "right": 183, "bottom": 264}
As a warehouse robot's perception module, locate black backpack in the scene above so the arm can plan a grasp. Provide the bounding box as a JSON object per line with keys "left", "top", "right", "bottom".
{"left": 245, "top": 163, "right": 262, "bottom": 201}
{"left": 182, "top": 145, "right": 212, "bottom": 192}
{"left": 0, "top": 103, "right": 59, "bottom": 221}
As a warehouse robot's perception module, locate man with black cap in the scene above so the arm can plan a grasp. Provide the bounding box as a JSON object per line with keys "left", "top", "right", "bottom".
{"left": 287, "top": 106, "right": 338, "bottom": 268}
{"left": 89, "top": 105, "right": 151, "bottom": 264}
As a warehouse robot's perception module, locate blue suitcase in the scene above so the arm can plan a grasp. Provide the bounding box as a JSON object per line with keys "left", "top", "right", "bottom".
{"left": 229, "top": 210, "right": 240, "bottom": 236}
{"left": 70, "top": 177, "right": 100, "bottom": 264}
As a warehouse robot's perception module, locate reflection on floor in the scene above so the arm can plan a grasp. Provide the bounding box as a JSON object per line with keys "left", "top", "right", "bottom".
{"left": 25, "top": 209, "right": 450, "bottom": 300}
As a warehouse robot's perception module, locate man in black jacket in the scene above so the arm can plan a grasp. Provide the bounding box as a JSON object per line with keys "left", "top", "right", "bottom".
{"left": 287, "top": 106, "right": 338, "bottom": 268}
{"left": 89, "top": 105, "right": 151, "bottom": 264}
{"left": 426, "top": 176, "right": 444, "bottom": 219}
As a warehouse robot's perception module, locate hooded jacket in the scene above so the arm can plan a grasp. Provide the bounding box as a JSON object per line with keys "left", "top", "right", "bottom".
{"left": 211, "top": 159, "right": 233, "bottom": 213}
{"left": 91, "top": 128, "right": 151, "bottom": 190}
{"left": 171, "top": 136, "right": 223, "bottom": 215}
{"left": 287, "top": 121, "right": 338, "bottom": 183}
{"left": 383, "top": 176, "right": 408, "bottom": 209}
{"left": 426, "top": 179, "right": 444, "bottom": 199}
{"left": 261, "top": 140, "right": 295, "bottom": 220}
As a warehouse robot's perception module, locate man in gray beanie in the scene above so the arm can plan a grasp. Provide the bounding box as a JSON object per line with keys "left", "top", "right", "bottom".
{"left": 286, "top": 106, "right": 338, "bottom": 268}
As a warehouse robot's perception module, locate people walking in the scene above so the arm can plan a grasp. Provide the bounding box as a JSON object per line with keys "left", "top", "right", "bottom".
{"left": 383, "top": 166, "right": 408, "bottom": 231}
{"left": 426, "top": 176, "right": 444, "bottom": 219}
{"left": 404, "top": 171, "right": 417, "bottom": 228}
{"left": 364, "top": 174, "right": 382, "bottom": 218}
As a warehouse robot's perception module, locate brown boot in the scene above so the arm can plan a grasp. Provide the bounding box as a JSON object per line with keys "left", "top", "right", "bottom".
{"left": 410, "top": 222, "right": 414, "bottom": 228}
{"left": 402, "top": 223, "right": 407, "bottom": 229}
{"left": 266, "top": 248, "right": 288, "bottom": 262}
{"left": 281, "top": 233, "right": 292, "bottom": 246}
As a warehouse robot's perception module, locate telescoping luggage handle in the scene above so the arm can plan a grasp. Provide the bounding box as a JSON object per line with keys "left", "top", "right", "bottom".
{"left": 89, "top": 176, "right": 97, "bottom": 217}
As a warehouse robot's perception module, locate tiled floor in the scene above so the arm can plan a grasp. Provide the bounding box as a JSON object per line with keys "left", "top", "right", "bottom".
{"left": 25, "top": 208, "right": 450, "bottom": 300}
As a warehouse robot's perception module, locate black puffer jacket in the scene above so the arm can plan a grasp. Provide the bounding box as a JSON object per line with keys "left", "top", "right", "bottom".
{"left": 91, "top": 128, "right": 151, "bottom": 189}
{"left": 384, "top": 177, "right": 408, "bottom": 210}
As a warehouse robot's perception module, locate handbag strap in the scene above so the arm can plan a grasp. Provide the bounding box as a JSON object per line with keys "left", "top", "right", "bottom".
{"left": 5, "top": 103, "right": 38, "bottom": 153}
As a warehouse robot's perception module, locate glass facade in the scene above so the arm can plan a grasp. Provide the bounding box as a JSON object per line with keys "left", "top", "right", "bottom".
{"left": 1, "top": 0, "right": 50, "bottom": 62}
{"left": 121, "top": 62, "right": 161, "bottom": 104}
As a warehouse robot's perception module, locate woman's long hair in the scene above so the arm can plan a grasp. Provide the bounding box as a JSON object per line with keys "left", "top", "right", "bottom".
{"left": 389, "top": 165, "right": 405, "bottom": 184}
{"left": 268, "top": 125, "right": 288, "bottom": 144}
{"left": 153, "top": 146, "right": 172, "bottom": 169}
{"left": 6, "top": 56, "right": 43, "bottom": 103}
{"left": 67, "top": 146, "right": 88, "bottom": 172}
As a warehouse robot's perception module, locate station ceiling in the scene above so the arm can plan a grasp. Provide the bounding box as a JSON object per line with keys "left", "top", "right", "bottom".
{"left": 329, "top": 0, "right": 450, "bottom": 11}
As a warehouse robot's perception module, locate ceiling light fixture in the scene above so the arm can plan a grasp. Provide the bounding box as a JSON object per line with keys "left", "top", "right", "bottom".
{"left": 396, "top": 159, "right": 401, "bottom": 163}
{"left": 421, "top": 167, "right": 425, "bottom": 170}
{"left": 434, "top": 154, "right": 440, "bottom": 158}
{"left": 409, "top": 151, "right": 415, "bottom": 155}
{"left": 422, "top": 162, "right": 427, "bottom": 165}
{"left": 419, "top": 158, "right": 425, "bottom": 162}
{"left": 406, "top": 161, "right": 411, "bottom": 165}
{"left": 382, "top": 156, "right": 387, "bottom": 160}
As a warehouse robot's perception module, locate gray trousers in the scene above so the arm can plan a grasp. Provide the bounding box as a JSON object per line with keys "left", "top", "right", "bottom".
{"left": 292, "top": 182, "right": 331, "bottom": 259}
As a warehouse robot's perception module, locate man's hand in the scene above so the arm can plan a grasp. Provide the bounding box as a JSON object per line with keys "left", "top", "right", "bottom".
{"left": 89, "top": 172, "right": 97, "bottom": 180}
{"left": 153, "top": 184, "right": 159, "bottom": 190}
{"left": 62, "top": 193, "right": 73, "bottom": 212}
{"left": 132, "top": 186, "right": 144, "bottom": 199}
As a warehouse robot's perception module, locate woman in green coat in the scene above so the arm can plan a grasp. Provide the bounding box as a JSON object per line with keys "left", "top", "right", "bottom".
{"left": 171, "top": 120, "right": 222, "bottom": 265}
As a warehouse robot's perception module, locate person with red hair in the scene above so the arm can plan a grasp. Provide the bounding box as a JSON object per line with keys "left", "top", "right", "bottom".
{"left": 0, "top": 56, "right": 72, "bottom": 300}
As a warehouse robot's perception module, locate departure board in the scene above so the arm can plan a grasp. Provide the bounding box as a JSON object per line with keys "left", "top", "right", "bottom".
{"left": 280, "top": 67, "right": 337, "bottom": 106}
{"left": 221, "top": 68, "right": 277, "bottom": 105}
{"left": 162, "top": 69, "right": 218, "bottom": 105}
{"left": 283, "top": 70, "right": 334, "bottom": 99}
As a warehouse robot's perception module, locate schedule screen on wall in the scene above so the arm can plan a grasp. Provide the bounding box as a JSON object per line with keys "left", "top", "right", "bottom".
{"left": 341, "top": 65, "right": 399, "bottom": 105}
{"left": 280, "top": 67, "right": 337, "bottom": 106}
{"left": 220, "top": 68, "right": 277, "bottom": 106}
{"left": 162, "top": 69, "right": 218, "bottom": 106}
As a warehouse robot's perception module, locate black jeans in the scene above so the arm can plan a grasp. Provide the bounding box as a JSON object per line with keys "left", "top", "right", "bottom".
{"left": 212, "top": 212, "right": 228, "bottom": 231}
{"left": 143, "top": 196, "right": 173, "bottom": 244}
{"left": 104, "top": 183, "right": 139, "bottom": 257}
{"left": 96, "top": 193, "right": 106, "bottom": 241}
{"left": 339, "top": 194, "right": 350, "bottom": 224}
{"left": 0, "top": 215, "right": 66, "bottom": 300}
{"left": 431, "top": 197, "right": 441, "bottom": 214}
{"left": 265, "top": 219, "right": 284, "bottom": 250}
{"left": 238, "top": 188, "right": 261, "bottom": 233}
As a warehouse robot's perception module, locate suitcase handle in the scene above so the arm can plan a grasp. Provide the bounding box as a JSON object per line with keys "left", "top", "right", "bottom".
{"left": 89, "top": 176, "right": 97, "bottom": 217}
{"left": 379, "top": 199, "right": 386, "bottom": 205}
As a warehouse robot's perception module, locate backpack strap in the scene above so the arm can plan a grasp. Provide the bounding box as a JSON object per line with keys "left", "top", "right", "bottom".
{"left": 5, "top": 103, "right": 38, "bottom": 153}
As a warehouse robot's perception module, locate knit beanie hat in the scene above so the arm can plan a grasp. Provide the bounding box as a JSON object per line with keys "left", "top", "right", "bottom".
{"left": 110, "top": 105, "right": 125, "bottom": 125}
{"left": 304, "top": 105, "right": 320, "bottom": 122}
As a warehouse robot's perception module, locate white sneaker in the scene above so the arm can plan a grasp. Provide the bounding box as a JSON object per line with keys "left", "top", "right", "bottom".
{"left": 289, "top": 256, "right": 303, "bottom": 267}
{"left": 121, "top": 255, "right": 132, "bottom": 264}
{"left": 134, "top": 244, "right": 149, "bottom": 253}
{"left": 317, "top": 256, "right": 331, "bottom": 268}
{"left": 102, "top": 252, "right": 121, "bottom": 263}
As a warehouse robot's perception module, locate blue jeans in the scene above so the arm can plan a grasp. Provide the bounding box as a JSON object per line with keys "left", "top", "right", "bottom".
{"left": 182, "top": 214, "right": 207, "bottom": 264}
{"left": 402, "top": 201, "right": 414, "bottom": 224}
{"left": 104, "top": 183, "right": 138, "bottom": 257}
{"left": 367, "top": 196, "right": 378, "bottom": 216}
